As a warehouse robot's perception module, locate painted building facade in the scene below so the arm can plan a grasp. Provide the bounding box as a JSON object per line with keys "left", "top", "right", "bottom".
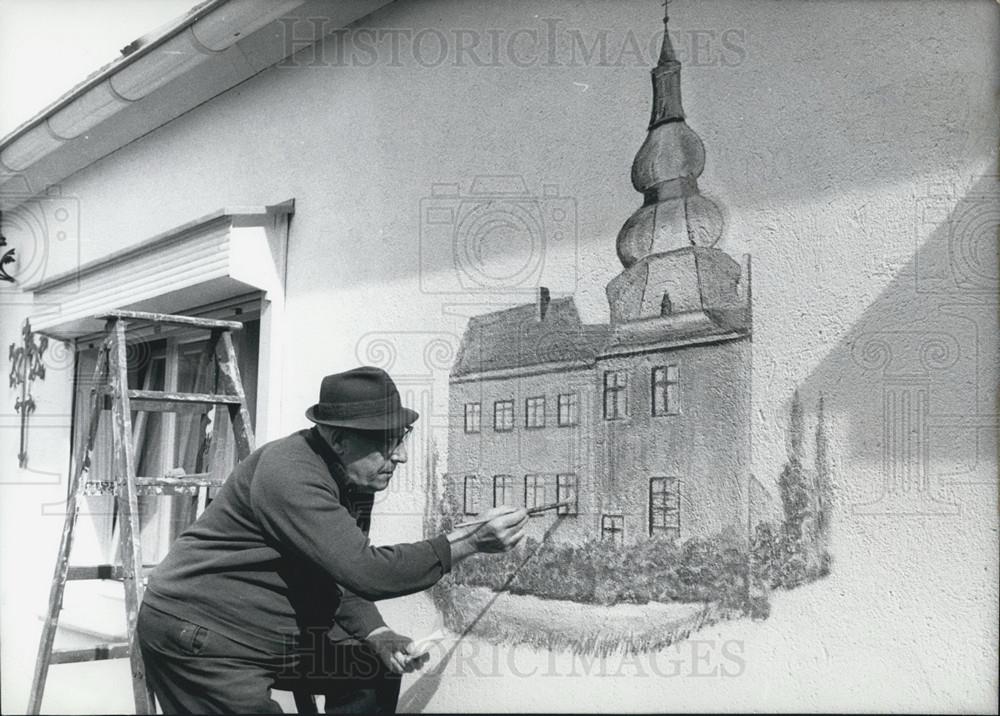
{"left": 446, "top": 12, "right": 752, "bottom": 544}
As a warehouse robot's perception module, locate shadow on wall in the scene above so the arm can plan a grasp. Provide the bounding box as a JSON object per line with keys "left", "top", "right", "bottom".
{"left": 799, "top": 174, "right": 998, "bottom": 516}
{"left": 265, "top": 0, "right": 997, "bottom": 298}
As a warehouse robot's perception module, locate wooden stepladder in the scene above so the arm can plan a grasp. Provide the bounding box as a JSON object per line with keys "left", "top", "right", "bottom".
{"left": 28, "top": 310, "right": 256, "bottom": 715}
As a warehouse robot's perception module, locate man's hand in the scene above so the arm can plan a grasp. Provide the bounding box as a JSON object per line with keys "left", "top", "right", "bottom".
{"left": 365, "top": 627, "right": 429, "bottom": 675}
{"left": 447, "top": 506, "right": 529, "bottom": 564}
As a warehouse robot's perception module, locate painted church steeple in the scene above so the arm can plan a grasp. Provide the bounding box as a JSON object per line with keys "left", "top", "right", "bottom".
{"left": 606, "top": 2, "right": 749, "bottom": 340}
{"left": 617, "top": 3, "right": 724, "bottom": 267}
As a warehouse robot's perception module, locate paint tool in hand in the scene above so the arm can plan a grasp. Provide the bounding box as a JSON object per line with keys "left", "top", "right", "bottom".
{"left": 453, "top": 500, "right": 573, "bottom": 529}
{"left": 403, "top": 629, "right": 447, "bottom": 663}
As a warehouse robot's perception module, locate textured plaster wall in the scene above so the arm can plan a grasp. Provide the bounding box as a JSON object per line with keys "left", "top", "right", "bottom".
{"left": 1, "top": 0, "right": 997, "bottom": 712}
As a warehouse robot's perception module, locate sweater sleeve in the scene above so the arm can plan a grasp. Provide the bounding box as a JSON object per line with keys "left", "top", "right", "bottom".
{"left": 249, "top": 450, "right": 452, "bottom": 601}
{"left": 333, "top": 588, "right": 387, "bottom": 640}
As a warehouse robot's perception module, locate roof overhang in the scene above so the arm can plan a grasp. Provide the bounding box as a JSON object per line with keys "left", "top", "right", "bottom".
{"left": 0, "top": 0, "right": 395, "bottom": 210}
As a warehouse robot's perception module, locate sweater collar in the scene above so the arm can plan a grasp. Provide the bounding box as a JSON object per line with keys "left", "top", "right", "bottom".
{"left": 302, "top": 426, "right": 352, "bottom": 497}
{"left": 301, "top": 427, "right": 375, "bottom": 529}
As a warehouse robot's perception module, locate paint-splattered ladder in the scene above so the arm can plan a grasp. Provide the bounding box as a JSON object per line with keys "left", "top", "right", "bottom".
{"left": 27, "top": 310, "right": 255, "bottom": 715}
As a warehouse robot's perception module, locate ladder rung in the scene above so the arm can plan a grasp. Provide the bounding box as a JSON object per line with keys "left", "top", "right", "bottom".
{"left": 66, "top": 564, "right": 157, "bottom": 581}
{"left": 126, "top": 390, "right": 242, "bottom": 406}
{"left": 81, "top": 475, "right": 226, "bottom": 496}
{"left": 50, "top": 643, "right": 130, "bottom": 665}
{"left": 127, "top": 399, "right": 214, "bottom": 414}
{"left": 81, "top": 475, "right": 225, "bottom": 497}
{"left": 135, "top": 474, "right": 227, "bottom": 494}
{"left": 98, "top": 310, "right": 243, "bottom": 330}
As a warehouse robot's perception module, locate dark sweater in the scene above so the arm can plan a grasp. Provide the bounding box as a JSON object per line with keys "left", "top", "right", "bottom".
{"left": 143, "top": 427, "right": 452, "bottom": 653}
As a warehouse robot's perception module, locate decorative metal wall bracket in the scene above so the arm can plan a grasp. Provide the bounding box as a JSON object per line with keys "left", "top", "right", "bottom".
{"left": 0, "top": 211, "right": 15, "bottom": 283}
{"left": 9, "top": 319, "right": 48, "bottom": 468}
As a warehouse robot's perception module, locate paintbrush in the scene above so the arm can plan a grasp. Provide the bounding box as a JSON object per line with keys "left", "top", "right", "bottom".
{"left": 452, "top": 500, "right": 572, "bottom": 529}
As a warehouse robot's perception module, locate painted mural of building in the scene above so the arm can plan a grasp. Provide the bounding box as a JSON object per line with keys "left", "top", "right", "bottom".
{"left": 1, "top": 0, "right": 995, "bottom": 712}
{"left": 446, "top": 10, "right": 752, "bottom": 545}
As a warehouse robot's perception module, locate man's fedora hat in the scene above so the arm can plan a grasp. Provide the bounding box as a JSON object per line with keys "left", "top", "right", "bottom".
{"left": 305, "top": 366, "right": 418, "bottom": 431}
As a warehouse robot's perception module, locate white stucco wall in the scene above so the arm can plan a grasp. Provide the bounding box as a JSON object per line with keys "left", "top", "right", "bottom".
{"left": 1, "top": 0, "right": 996, "bottom": 712}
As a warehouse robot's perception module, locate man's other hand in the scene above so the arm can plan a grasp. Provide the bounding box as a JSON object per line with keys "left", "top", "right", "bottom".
{"left": 365, "top": 627, "right": 429, "bottom": 675}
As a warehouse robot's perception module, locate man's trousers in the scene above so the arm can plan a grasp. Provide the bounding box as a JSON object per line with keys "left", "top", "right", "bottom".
{"left": 136, "top": 602, "right": 401, "bottom": 714}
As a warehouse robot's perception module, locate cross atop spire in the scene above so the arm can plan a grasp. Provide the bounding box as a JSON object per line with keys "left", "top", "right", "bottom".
{"left": 658, "top": 0, "right": 677, "bottom": 65}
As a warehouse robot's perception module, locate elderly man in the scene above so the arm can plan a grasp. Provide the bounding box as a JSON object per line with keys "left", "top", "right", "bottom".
{"left": 137, "top": 366, "right": 528, "bottom": 714}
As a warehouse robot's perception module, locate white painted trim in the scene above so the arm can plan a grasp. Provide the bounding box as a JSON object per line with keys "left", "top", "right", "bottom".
{"left": 25, "top": 204, "right": 292, "bottom": 292}
{"left": 254, "top": 207, "right": 292, "bottom": 444}
{"left": 28, "top": 203, "right": 293, "bottom": 341}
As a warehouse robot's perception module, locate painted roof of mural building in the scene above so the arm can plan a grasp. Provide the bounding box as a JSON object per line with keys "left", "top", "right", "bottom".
{"left": 451, "top": 297, "right": 610, "bottom": 378}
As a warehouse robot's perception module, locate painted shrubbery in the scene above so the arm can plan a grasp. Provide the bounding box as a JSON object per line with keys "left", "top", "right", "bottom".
{"left": 753, "top": 392, "right": 834, "bottom": 590}
{"left": 447, "top": 531, "right": 753, "bottom": 611}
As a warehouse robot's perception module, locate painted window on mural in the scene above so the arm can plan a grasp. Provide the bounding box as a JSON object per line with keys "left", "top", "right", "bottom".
{"left": 652, "top": 365, "right": 680, "bottom": 416}
{"left": 525, "top": 396, "right": 546, "bottom": 428}
{"left": 524, "top": 474, "right": 549, "bottom": 511}
{"left": 603, "top": 370, "right": 628, "bottom": 419}
{"left": 649, "top": 476, "right": 680, "bottom": 537}
{"left": 464, "top": 402, "right": 481, "bottom": 433}
{"left": 557, "top": 392, "right": 578, "bottom": 426}
{"left": 556, "top": 473, "right": 578, "bottom": 515}
{"left": 463, "top": 475, "right": 480, "bottom": 515}
{"left": 493, "top": 474, "right": 516, "bottom": 507}
{"left": 494, "top": 400, "right": 514, "bottom": 432}
{"left": 601, "top": 514, "right": 625, "bottom": 544}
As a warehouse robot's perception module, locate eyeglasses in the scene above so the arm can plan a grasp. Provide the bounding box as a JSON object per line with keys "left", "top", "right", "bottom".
{"left": 354, "top": 425, "right": 413, "bottom": 456}
{"left": 386, "top": 425, "right": 413, "bottom": 456}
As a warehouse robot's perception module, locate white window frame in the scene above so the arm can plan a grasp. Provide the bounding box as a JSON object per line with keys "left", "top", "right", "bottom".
{"left": 70, "top": 296, "right": 262, "bottom": 563}
{"left": 524, "top": 474, "right": 548, "bottom": 511}
{"left": 601, "top": 514, "right": 625, "bottom": 544}
{"left": 557, "top": 392, "right": 578, "bottom": 427}
{"left": 525, "top": 396, "right": 546, "bottom": 428}
{"left": 603, "top": 370, "right": 628, "bottom": 420}
{"left": 493, "top": 474, "right": 515, "bottom": 506}
{"left": 652, "top": 364, "right": 680, "bottom": 416}
{"left": 463, "top": 475, "right": 480, "bottom": 515}
{"left": 649, "top": 476, "right": 681, "bottom": 537}
{"left": 556, "top": 473, "right": 579, "bottom": 515}
{"left": 494, "top": 400, "right": 514, "bottom": 432}
{"left": 464, "top": 402, "right": 481, "bottom": 433}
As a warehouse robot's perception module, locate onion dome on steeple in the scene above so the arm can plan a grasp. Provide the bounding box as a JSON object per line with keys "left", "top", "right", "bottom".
{"left": 605, "top": 2, "right": 749, "bottom": 343}
{"left": 617, "top": 3, "right": 724, "bottom": 268}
